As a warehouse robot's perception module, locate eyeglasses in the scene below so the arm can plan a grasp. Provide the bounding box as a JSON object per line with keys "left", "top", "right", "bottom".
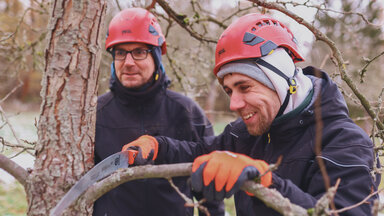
{"left": 113, "top": 48, "right": 152, "bottom": 61}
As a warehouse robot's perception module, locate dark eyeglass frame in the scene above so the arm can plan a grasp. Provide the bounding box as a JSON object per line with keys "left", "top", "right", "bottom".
{"left": 112, "top": 48, "right": 152, "bottom": 61}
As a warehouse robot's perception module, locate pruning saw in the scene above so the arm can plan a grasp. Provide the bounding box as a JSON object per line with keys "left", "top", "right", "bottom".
{"left": 50, "top": 150, "right": 137, "bottom": 216}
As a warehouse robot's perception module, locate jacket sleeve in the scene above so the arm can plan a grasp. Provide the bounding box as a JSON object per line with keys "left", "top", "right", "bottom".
{"left": 155, "top": 123, "right": 236, "bottom": 164}
{"left": 270, "top": 124, "right": 378, "bottom": 215}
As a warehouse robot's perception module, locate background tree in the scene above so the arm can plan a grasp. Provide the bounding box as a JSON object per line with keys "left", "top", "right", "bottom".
{"left": 0, "top": 0, "right": 383, "bottom": 215}
{"left": 310, "top": 0, "right": 384, "bottom": 132}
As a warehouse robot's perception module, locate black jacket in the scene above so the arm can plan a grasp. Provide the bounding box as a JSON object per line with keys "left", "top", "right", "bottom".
{"left": 155, "top": 67, "right": 380, "bottom": 215}
{"left": 93, "top": 72, "right": 224, "bottom": 216}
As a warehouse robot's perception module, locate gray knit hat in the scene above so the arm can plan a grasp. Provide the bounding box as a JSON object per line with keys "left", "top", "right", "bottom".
{"left": 217, "top": 59, "right": 275, "bottom": 90}
{"left": 217, "top": 48, "right": 314, "bottom": 115}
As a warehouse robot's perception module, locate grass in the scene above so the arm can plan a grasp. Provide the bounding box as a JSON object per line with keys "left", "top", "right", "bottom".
{"left": 0, "top": 182, "right": 28, "bottom": 216}
{"left": 224, "top": 197, "right": 236, "bottom": 215}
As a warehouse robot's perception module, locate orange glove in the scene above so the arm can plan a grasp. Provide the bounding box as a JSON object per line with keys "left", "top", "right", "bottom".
{"left": 191, "top": 151, "right": 272, "bottom": 201}
{"left": 121, "top": 135, "right": 158, "bottom": 165}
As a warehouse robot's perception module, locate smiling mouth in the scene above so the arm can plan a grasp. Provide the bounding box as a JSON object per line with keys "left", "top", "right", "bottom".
{"left": 122, "top": 73, "right": 139, "bottom": 77}
{"left": 243, "top": 112, "right": 255, "bottom": 120}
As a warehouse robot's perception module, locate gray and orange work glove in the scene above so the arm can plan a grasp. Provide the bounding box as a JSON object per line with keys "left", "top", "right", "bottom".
{"left": 121, "top": 135, "right": 159, "bottom": 165}
{"left": 191, "top": 151, "right": 272, "bottom": 201}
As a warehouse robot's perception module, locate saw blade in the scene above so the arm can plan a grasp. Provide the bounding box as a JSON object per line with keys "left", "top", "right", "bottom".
{"left": 50, "top": 151, "right": 130, "bottom": 216}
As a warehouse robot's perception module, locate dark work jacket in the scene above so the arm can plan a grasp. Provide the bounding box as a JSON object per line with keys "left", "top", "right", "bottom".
{"left": 155, "top": 67, "right": 380, "bottom": 216}
{"left": 93, "top": 72, "right": 224, "bottom": 216}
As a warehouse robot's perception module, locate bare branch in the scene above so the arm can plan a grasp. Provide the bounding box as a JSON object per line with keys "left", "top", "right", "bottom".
{"left": 359, "top": 51, "right": 384, "bottom": 83}
{"left": 82, "top": 163, "right": 193, "bottom": 205}
{"left": 78, "top": 163, "right": 307, "bottom": 216}
{"left": 0, "top": 153, "right": 29, "bottom": 188}
{"left": 0, "top": 6, "right": 45, "bottom": 43}
{"left": 155, "top": 0, "right": 217, "bottom": 43}
{"left": 241, "top": 181, "right": 307, "bottom": 215}
{"left": 167, "top": 178, "right": 211, "bottom": 216}
{"left": 0, "top": 106, "right": 24, "bottom": 147}
{"left": 0, "top": 136, "right": 35, "bottom": 150}
{"left": 221, "top": 3, "right": 256, "bottom": 23}
{"left": 167, "top": 177, "right": 193, "bottom": 204}
{"left": 0, "top": 80, "right": 24, "bottom": 104}
{"left": 329, "top": 188, "right": 383, "bottom": 214}
{"left": 313, "top": 178, "right": 340, "bottom": 215}
{"left": 276, "top": 0, "right": 383, "bottom": 27}
{"left": 312, "top": 67, "right": 338, "bottom": 213}
{"left": 113, "top": 0, "right": 122, "bottom": 10}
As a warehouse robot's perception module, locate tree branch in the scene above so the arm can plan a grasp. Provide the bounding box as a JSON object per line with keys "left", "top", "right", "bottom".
{"left": 330, "top": 188, "right": 382, "bottom": 215}
{"left": 56, "top": 162, "right": 381, "bottom": 215}
{"left": 0, "top": 136, "right": 35, "bottom": 151}
{"left": 241, "top": 181, "right": 308, "bottom": 215}
{"left": 155, "top": 0, "right": 217, "bottom": 43}
{"left": 79, "top": 163, "right": 307, "bottom": 216}
{"left": 167, "top": 177, "right": 211, "bottom": 216}
{"left": 312, "top": 178, "right": 340, "bottom": 215}
{"left": 276, "top": 0, "right": 383, "bottom": 27}
{"left": 0, "top": 79, "right": 23, "bottom": 104}
{"left": 0, "top": 105, "right": 24, "bottom": 147}
{"left": 0, "top": 153, "right": 28, "bottom": 188}
{"left": 359, "top": 51, "right": 384, "bottom": 83}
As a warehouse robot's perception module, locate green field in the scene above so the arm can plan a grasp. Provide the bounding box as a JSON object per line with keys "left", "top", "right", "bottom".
{"left": 0, "top": 182, "right": 28, "bottom": 216}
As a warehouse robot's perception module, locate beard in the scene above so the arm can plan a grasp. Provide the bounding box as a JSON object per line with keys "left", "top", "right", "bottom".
{"left": 245, "top": 114, "right": 272, "bottom": 136}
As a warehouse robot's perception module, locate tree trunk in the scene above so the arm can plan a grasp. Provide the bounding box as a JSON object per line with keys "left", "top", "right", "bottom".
{"left": 26, "top": 0, "right": 106, "bottom": 215}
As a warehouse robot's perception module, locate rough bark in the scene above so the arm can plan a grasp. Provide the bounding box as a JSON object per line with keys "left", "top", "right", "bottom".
{"left": 26, "top": 0, "right": 106, "bottom": 215}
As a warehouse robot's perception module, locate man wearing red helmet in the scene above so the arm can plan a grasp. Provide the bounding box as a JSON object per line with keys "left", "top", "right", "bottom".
{"left": 93, "top": 8, "right": 224, "bottom": 216}
{"left": 122, "top": 13, "right": 380, "bottom": 215}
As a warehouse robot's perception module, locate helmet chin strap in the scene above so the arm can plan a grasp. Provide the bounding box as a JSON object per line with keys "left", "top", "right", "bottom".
{"left": 255, "top": 58, "right": 298, "bottom": 117}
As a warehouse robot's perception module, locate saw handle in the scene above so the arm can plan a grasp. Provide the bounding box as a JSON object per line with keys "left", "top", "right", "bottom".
{"left": 121, "top": 135, "right": 159, "bottom": 165}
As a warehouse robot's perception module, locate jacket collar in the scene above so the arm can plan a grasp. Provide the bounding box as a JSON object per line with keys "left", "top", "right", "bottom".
{"left": 269, "top": 66, "right": 350, "bottom": 135}
{"left": 111, "top": 69, "right": 170, "bottom": 105}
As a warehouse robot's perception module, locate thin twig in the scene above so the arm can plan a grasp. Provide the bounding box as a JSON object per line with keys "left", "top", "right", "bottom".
{"left": 156, "top": 0, "right": 217, "bottom": 43}
{"left": 0, "top": 136, "right": 35, "bottom": 150}
{"left": 0, "top": 80, "right": 23, "bottom": 104}
{"left": 0, "top": 105, "right": 23, "bottom": 147}
{"left": 114, "top": 0, "right": 122, "bottom": 11}
{"left": 167, "top": 178, "right": 211, "bottom": 216}
{"left": 276, "top": 0, "right": 383, "bottom": 27}
{"left": 313, "top": 178, "right": 341, "bottom": 215}
{"left": 359, "top": 51, "right": 384, "bottom": 83}
{"left": 167, "top": 177, "right": 193, "bottom": 204}
{"left": 329, "top": 188, "right": 383, "bottom": 214}
{"left": 0, "top": 8, "right": 32, "bottom": 43}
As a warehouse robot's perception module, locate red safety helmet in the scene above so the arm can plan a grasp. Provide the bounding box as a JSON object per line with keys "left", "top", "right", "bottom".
{"left": 105, "top": 8, "right": 166, "bottom": 54}
{"left": 214, "top": 13, "right": 304, "bottom": 75}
